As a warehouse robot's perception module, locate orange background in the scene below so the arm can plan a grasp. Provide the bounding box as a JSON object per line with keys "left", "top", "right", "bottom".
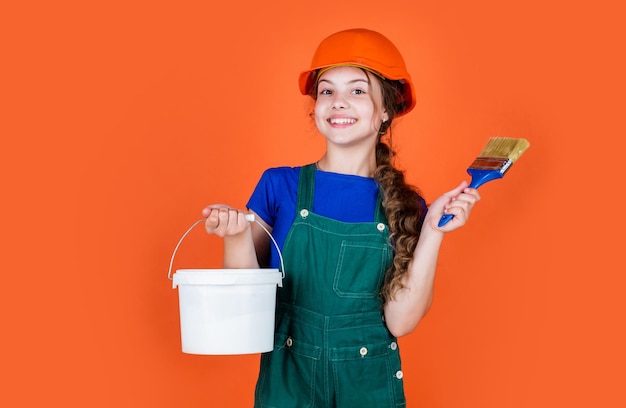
{"left": 2, "top": 0, "right": 625, "bottom": 406}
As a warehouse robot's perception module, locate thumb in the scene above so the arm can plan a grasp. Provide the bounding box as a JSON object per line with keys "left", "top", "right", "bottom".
{"left": 429, "top": 180, "right": 469, "bottom": 214}
{"left": 443, "top": 180, "right": 469, "bottom": 200}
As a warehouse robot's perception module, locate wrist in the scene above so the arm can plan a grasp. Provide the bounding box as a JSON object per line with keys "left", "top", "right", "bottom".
{"left": 419, "top": 222, "right": 445, "bottom": 243}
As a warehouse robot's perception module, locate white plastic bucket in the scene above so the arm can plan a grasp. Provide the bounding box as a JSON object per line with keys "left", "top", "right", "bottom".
{"left": 168, "top": 217, "right": 284, "bottom": 355}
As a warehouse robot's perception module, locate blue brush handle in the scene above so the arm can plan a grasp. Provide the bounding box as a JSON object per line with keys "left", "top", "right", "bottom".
{"left": 437, "top": 168, "right": 505, "bottom": 227}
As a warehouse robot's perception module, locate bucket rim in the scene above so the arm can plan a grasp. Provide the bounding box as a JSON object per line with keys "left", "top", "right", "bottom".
{"left": 172, "top": 268, "right": 283, "bottom": 288}
{"left": 174, "top": 268, "right": 281, "bottom": 273}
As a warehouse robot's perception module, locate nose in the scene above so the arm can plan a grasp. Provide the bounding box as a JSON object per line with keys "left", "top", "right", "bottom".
{"left": 331, "top": 93, "right": 349, "bottom": 109}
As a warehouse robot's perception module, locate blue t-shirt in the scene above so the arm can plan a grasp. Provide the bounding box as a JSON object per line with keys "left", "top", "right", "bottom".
{"left": 246, "top": 166, "right": 381, "bottom": 269}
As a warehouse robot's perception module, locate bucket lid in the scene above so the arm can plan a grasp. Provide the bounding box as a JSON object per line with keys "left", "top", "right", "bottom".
{"left": 172, "top": 269, "right": 283, "bottom": 288}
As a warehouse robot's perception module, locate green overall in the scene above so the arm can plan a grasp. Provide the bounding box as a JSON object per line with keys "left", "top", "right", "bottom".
{"left": 254, "top": 164, "right": 406, "bottom": 408}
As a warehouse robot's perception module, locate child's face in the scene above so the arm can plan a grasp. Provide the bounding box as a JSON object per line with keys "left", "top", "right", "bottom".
{"left": 314, "top": 66, "right": 388, "bottom": 148}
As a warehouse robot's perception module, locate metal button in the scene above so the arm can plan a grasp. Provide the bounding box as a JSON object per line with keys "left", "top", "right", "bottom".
{"left": 395, "top": 370, "right": 404, "bottom": 379}
{"left": 359, "top": 347, "right": 368, "bottom": 357}
{"left": 390, "top": 341, "right": 398, "bottom": 351}
{"left": 377, "top": 222, "right": 385, "bottom": 231}
{"left": 300, "top": 209, "right": 309, "bottom": 218}
{"left": 286, "top": 337, "right": 293, "bottom": 347}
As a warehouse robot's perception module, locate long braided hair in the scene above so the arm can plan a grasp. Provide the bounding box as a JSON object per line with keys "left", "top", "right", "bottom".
{"left": 373, "top": 76, "right": 427, "bottom": 303}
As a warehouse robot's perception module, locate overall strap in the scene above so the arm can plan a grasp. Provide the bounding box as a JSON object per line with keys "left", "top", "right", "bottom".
{"left": 374, "top": 189, "right": 386, "bottom": 224}
{"left": 297, "top": 163, "right": 388, "bottom": 224}
{"left": 296, "top": 164, "right": 316, "bottom": 211}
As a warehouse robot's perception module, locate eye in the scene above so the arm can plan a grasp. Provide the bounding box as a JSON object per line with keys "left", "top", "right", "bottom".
{"left": 319, "top": 88, "right": 333, "bottom": 96}
{"left": 352, "top": 88, "right": 366, "bottom": 95}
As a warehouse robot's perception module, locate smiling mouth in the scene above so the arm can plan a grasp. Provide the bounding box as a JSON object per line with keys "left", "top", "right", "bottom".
{"left": 328, "top": 117, "right": 357, "bottom": 125}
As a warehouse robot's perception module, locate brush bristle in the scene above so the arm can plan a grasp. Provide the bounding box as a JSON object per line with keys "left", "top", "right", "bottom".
{"left": 479, "top": 137, "right": 530, "bottom": 162}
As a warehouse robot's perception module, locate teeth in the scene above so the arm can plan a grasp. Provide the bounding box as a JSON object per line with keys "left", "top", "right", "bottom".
{"left": 329, "top": 118, "right": 356, "bottom": 125}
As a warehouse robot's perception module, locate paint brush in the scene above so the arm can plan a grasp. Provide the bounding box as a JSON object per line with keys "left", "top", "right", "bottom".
{"left": 438, "top": 137, "right": 530, "bottom": 227}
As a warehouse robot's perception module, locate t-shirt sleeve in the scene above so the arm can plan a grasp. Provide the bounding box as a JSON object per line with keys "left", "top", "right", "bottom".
{"left": 418, "top": 195, "right": 428, "bottom": 224}
{"left": 246, "top": 169, "right": 277, "bottom": 227}
{"left": 247, "top": 167, "right": 300, "bottom": 228}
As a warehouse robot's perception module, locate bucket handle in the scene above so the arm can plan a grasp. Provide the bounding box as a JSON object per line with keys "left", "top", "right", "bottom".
{"left": 167, "top": 214, "right": 285, "bottom": 281}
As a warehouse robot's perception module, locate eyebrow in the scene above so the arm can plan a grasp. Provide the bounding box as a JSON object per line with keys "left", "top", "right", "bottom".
{"left": 318, "top": 78, "right": 369, "bottom": 85}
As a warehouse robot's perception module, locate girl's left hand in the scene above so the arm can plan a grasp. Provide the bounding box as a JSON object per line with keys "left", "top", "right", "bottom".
{"left": 425, "top": 181, "right": 481, "bottom": 232}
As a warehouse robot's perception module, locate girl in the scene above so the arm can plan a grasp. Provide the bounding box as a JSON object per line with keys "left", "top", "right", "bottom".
{"left": 202, "top": 28, "right": 479, "bottom": 408}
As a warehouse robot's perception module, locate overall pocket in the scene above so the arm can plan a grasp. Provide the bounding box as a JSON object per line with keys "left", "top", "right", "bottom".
{"left": 255, "top": 333, "right": 321, "bottom": 408}
{"left": 333, "top": 241, "right": 390, "bottom": 298}
{"left": 329, "top": 341, "right": 406, "bottom": 408}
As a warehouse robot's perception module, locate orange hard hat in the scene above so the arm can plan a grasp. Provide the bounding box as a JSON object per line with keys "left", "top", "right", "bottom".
{"left": 298, "top": 28, "right": 416, "bottom": 116}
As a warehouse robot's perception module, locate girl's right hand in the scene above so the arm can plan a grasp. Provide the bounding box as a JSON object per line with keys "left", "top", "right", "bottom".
{"left": 202, "top": 204, "right": 251, "bottom": 238}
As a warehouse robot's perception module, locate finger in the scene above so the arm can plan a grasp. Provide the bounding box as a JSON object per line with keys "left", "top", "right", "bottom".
{"left": 443, "top": 189, "right": 481, "bottom": 225}
{"left": 444, "top": 183, "right": 480, "bottom": 210}
{"left": 447, "top": 200, "right": 471, "bottom": 219}
{"left": 440, "top": 182, "right": 468, "bottom": 211}
{"left": 229, "top": 209, "right": 254, "bottom": 235}
{"left": 223, "top": 208, "right": 240, "bottom": 234}
{"left": 204, "top": 208, "right": 220, "bottom": 232}
{"left": 440, "top": 186, "right": 462, "bottom": 212}
{"left": 453, "top": 188, "right": 481, "bottom": 213}
{"left": 202, "top": 203, "right": 231, "bottom": 218}
{"left": 442, "top": 199, "right": 472, "bottom": 227}
{"left": 460, "top": 187, "right": 481, "bottom": 202}
{"left": 206, "top": 208, "right": 229, "bottom": 237}
{"left": 452, "top": 191, "right": 478, "bottom": 208}
{"left": 218, "top": 207, "right": 231, "bottom": 228}
{"left": 236, "top": 210, "right": 250, "bottom": 226}
{"left": 444, "top": 180, "right": 469, "bottom": 200}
